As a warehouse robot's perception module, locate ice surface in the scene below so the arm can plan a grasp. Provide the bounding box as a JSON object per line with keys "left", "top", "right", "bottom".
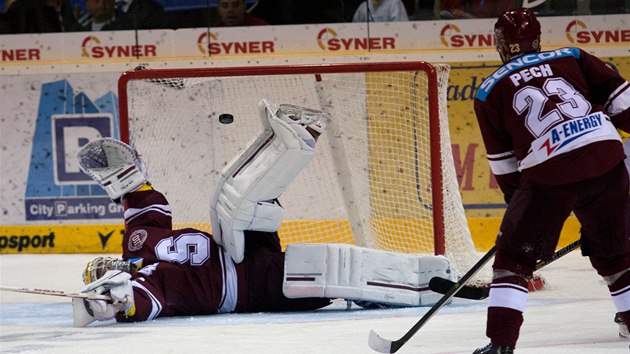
{"left": 1, "top": 252, "right": 628, "bottom": 353}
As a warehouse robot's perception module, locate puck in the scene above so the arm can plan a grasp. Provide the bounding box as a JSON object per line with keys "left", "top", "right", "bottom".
{"left": 219, "top": 113, "right": 234, "bottom": 124}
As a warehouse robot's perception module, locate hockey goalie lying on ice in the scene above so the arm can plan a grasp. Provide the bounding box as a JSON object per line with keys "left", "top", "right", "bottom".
{"left": 73, "top": 99, "right": 456, "bottom": 327}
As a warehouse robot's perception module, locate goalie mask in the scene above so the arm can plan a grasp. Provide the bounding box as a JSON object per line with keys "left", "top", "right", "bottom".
{"left": 494, "top": 8, "right": 541, "bottom": 64}
{"left": 83, "top": 256, "right": 140, "bottom": 284}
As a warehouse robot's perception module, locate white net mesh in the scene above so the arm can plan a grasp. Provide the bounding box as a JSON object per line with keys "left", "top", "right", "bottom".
{"left": 120, "top": 62, "right": 482, "bottom": 280}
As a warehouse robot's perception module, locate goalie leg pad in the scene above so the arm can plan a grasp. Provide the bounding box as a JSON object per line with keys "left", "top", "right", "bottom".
{"left": 211, "top": 99, "right": 330, "bottom": 263}
{"left": 77, "top": 138, "right": 149, "bottom": 202}
{"left": 283, "top": 243, "right": 456, "bottom": 307}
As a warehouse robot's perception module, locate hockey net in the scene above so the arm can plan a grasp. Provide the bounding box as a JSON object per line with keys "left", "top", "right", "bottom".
{"left": 118, "top": 62, "right": 484, "bottom": 281}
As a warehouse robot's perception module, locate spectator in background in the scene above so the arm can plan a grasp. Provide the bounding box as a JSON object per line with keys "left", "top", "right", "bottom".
{"left": 5, "top": 0, "right": 77, "bottom": 33}
{"left": 108, "top": 0, "right": 168, "bottom": 30}
{"left": 352, "top": 0, "right": 409, "bottom": 22}
{"left": 76, "top": 0, "right": 116, "bottom": 31}
{"left": 590, "top": 0, "right": 626, "bottom": 14}
{"left": 439, "top": 0, "right": 474, "bottom": 18}
{"left": 249, "top": 0, "right": 344, "bottom": 25}
{"left": 343, "top": 0, "right": 362, "bottom": 21}
{"left": 440, "top": 0, "right": 517, "bottom": 19}
{"left": 73, "top": 0, "right": 168, "bottom": 31}
{"left": 410, "top": 0, "right": 436, "bottom": 20}
{"left": 0, "top": 0, "right": 12, "bottom": 33}
{"left": 214, "top": 0, "right": 268, "bottom": 26}
{"left": 0, "top": 16, "right": 8, "bottom": 33}
{"left": 292, "top": 0, "right": 345, "bottom": 24}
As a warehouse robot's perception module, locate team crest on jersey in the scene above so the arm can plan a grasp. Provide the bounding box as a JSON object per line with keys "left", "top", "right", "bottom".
{"left": 128, "top": 229, "right": 148, "bottom": 251}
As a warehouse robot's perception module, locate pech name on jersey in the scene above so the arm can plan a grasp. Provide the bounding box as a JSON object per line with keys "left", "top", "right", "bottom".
{"left": 476, "top": 47, "right": 579, "bottom": 101}
{"left": 509, "top": 64, "right": 553, "bottom": 86}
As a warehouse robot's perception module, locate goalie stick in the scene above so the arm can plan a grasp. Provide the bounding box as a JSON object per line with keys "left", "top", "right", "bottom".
{"left": 1, "top": 285, "right": 115, "bottom": 327}
{"left": 0, "top": 285, "right": 111, "bottom": 301}
{"left": 428, "top": 239, "right": 582, "bottom": 300}
{"left": 368, "top": 245, "right": 497, "bottom": 353}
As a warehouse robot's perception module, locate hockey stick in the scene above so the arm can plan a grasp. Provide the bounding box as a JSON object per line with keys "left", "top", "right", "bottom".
{"left": 429, "top": 239, "right": 582, "bottom": 300}
{"left": 368, "top": 245, "right": 497, "bottom": 353}
{"left": 0, "top": 286, "right": 111, "bottom": 301}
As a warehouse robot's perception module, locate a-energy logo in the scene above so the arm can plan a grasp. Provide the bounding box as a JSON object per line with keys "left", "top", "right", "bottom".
{"left": 81, "top": 35, "right": 157, "bottom": 59}
{"left": 197, "top": 31, "right": 275, "bottom": 55}
{"left": 565, "top": 20, "right": 630, "bottom": 44}
{"left": 537, "top": 113, "right": 606, "bottom": 158}
{"left": 316, "top": 27, "right": 395, "bottom": 51}
{"left": 440, "top": 24, "right": 494, "bottom": 48}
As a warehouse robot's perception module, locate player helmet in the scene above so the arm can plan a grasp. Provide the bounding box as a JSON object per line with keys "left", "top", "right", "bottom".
{"left": 494, "top": 8, "right": 541, "bottom": 63}
{"left": 83, "top": 256, "right": 138, "bottom": 284}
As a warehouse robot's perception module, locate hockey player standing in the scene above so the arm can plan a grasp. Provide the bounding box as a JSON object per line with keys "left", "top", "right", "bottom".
{"left": 472, "top": 8, "right": 630, "bottom": 354}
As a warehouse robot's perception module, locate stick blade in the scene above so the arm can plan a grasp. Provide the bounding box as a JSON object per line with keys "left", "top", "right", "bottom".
{"left": 429, "top": 277, "right": 489, "bottom": 300}
{"left": 368, "top": 329, "right": 395, "bottom": 353}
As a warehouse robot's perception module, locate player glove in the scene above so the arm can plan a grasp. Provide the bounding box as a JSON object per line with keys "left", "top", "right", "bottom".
{"left": 80, "top": 270, "right": 135, "bottom": 321}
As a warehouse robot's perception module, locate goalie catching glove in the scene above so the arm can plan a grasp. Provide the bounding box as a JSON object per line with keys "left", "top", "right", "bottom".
{"left": 77, "top": 137, "right": 149, "bottom": 203}
{"left": 210, "top": 99, "right": 330, "bottom": 263}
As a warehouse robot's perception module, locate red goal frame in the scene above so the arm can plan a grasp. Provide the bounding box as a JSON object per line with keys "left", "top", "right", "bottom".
{"left": 117, "top": 62, "right": 446, "bottom": 256}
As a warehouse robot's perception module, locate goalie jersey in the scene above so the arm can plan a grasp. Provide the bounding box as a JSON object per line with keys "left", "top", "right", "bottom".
{"left": 116, "top": 189, "right": 330, "bottom": 322}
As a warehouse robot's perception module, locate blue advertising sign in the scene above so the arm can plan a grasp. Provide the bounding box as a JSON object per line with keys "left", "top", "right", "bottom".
{"left": 25, "top": 80, "right": 124, "bottom": 221}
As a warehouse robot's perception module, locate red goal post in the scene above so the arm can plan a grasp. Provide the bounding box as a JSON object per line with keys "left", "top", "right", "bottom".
{"left": 117, "top": 62, "right": 480, "bottom": 279}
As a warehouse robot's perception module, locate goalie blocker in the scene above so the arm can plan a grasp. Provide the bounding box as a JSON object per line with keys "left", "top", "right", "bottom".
{"left": 283, "top": 243, "right": 456, "bottom": 307}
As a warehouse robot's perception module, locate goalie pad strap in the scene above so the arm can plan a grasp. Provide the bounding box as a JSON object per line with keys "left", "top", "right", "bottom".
{"left": 215, "top": 196, "right": 285, "bottom": 233}
{"left": 283, "top": 243, "right": 456, "bottom": 307}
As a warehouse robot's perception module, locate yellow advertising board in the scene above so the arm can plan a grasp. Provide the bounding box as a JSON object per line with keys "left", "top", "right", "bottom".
{"left": 0, "top": 225, "right": 125, "bottom": 254}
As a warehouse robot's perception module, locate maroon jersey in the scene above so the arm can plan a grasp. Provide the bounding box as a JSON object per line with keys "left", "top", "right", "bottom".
{"left": 474, "top": 47, "right": 630, "bottom": 200}
{"left": 117, "top": 189, "right": 238, "bottom": 321}
{"left": 115, "top": 189, "right": 330, "bottom": 322}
